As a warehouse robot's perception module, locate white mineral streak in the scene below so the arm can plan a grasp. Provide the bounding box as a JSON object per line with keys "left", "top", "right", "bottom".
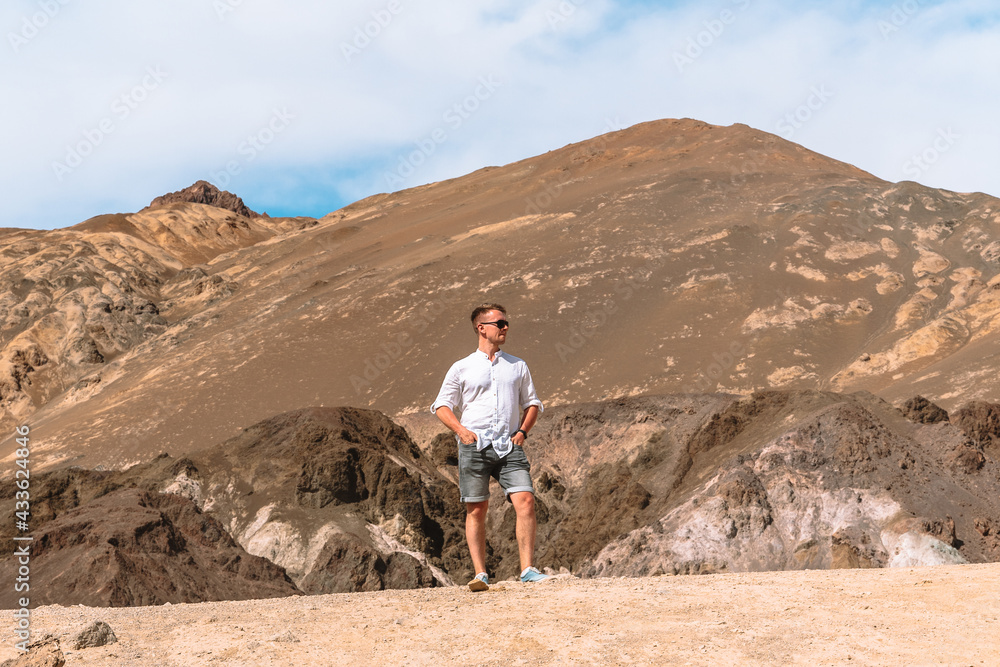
{"left": 882, "top": 532, "right": 968, "bottom": 567}
{"left": 161, "top": 473, "right": 202, "bottom": 506}
{"left": 586, "top": 422, "right": 966, "bottom": 576}
{"left": 367, "top": 523, "right": 455, "bottom": 587}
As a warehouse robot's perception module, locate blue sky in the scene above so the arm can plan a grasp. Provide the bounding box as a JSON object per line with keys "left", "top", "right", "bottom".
{"left": 2, "top": 0, "right": 998, "bottom": 229}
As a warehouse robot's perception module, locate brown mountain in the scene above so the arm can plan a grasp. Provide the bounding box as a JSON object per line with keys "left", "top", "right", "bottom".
{"left": 0, "top": 202, "right": 311, "bottom": 445}
{"left": 4, "top": 118, "right": 1000, "bottom": 473}
{"left": 4, "top": 118, "right": 1000, "bottom": 600}
{"left": 186, "top": 406, "right": 464, "bottom": 592}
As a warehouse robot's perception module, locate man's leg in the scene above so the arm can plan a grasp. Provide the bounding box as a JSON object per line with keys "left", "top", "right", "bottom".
{"left": 509, "top": 491, "right": 536, "bottom": 572}
{"left": 466, "top": 500, "right": 489, "bottom": 576}
{"left": 459, "top": 442, "right": 494, "bottom": 582}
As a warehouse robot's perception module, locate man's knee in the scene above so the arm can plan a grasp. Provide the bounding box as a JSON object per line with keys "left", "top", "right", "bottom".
{"left": 466, "top": 500, "right": 489, "bottom": 518}
{"left": 510, "top": 491, "right": 534, "bottom": 514}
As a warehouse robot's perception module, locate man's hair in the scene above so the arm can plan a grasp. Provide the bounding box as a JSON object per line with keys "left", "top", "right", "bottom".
{"left": 471, "top": 303, "right": 506, "bottom": 327}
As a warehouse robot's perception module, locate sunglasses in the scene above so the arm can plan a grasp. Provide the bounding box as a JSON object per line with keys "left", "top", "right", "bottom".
{"left": 480, "top": 320, "right": 509, "bottom": 329}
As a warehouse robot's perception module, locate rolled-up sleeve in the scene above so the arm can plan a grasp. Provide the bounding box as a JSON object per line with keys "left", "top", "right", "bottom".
{"left": 519, "top": 365, "right": 543, "bottom": 413}
{"left": 430, "top": 362, "right": 462, "bottom": 414}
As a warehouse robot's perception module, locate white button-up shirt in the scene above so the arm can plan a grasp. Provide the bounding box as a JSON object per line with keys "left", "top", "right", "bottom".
{"left": 430, "top": 349, "right": 544, "bottom": 457}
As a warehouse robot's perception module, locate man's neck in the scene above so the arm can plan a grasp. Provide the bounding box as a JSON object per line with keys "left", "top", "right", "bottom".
{"left": 478, "top": 341, "right": 501, "bottom": 361}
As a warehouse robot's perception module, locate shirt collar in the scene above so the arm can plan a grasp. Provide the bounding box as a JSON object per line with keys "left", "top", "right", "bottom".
{"left": 475, "top": 349, "right": 503, "bottom": 361}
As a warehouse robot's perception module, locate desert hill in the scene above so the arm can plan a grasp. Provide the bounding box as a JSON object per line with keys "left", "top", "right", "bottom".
{"left": 3, "top": 118, "right": 1000, "bottom": 473}
{"left": 0, "top": 197, "right": 311, "bottom": 438}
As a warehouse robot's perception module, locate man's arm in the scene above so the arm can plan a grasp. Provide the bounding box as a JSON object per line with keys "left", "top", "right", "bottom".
{"left": 434, "top": 406, "right": 478, "bottom": 445}
{"left": 514, "top": 362, "right": 542, "bottom": 446}
{"left": 512, "top": 405, "right": 539, "bottom": 446}
{"left": 431, "top": 362, "right": 477, "bottom": 444}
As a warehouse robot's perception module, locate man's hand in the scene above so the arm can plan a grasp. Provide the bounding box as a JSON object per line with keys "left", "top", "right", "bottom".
{"left": 512, "top": 406, "right": 539, "bottom": 447}
{"left": 435, "top": 406, "right": 477, "bottom": 445}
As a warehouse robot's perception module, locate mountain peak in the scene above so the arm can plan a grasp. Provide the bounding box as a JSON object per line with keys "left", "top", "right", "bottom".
{"left": 144, "top": 180, "right": 261, "bottom": 218}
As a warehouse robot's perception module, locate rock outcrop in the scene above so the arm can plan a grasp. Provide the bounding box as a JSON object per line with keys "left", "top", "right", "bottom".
{"left": 555, "top": 392, "right": 994, "bottom": 577}
{"left": 405, "top": 390, "right": 1000, "bottom": 580}
{"left": 0, "top": 636, "right": 65, "bottom": 667}
{"left": 0, "top": 486, "right": 300, "bottom": 607}
{"left": 143, "top": 181, "right": 261, "bottom": 218}
{"left": 951, "top": 401, "right": 1000, "bottom": 449}
{"left": 7, "top": 391, "right": 1000, "bottom": 604}
{"left": 187, "top": 407, "right": 466, "bottom": 592}
{"left": 71, "top": 621, "right": 117, "bottom": 650}
{"left": 0, "top": 407, "right": 466, "bottom": 605}
{"left": 899, "top": 395, "right": 949, "bottom": 424}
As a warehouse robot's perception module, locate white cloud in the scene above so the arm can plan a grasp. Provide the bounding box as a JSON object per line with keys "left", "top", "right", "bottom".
{"left": 1, "top": 0, "right": 997, "bottom": 228}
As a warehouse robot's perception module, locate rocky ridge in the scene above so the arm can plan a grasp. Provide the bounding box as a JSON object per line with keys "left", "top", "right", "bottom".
{"left": 0, "top": 189, "right": 311, "bottom": 443}
{"left": 186, "top": 407, "right": 466, "bottom": 593}
{"left": 0, "top": 408, "right": 468, "bottom": 606}
{"left": 19, "top": 488, "right": 301, "bottom": 607}
{"left": 0, "top": 452, "right": 302, "bottom": 607}
{"left": 6, "top": 391, "right": 1000, "bottom": 605}
{"left": 402, "top": 390, "right": 1000, "bottom": 581}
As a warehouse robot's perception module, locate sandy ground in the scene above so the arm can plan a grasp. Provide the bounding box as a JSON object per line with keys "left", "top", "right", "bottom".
{"left": 5, "top": 563, "right": 999, "bottom": 666}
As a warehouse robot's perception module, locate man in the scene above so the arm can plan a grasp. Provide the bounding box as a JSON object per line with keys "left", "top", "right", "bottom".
{"left": 431, "top": 303, "right": 551, "bottom": 591}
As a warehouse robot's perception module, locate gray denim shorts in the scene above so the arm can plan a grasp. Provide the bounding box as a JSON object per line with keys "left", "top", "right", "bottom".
{"left": 458, "top": 442, "right": 534, "bottom": 503}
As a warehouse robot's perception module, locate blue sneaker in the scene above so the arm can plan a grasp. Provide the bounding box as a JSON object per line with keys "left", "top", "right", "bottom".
{"left": 520, "top": 566, "right": 551, "bottom": 583}
{"left": 468, "top": 572, "right": 489, "bottom": 592}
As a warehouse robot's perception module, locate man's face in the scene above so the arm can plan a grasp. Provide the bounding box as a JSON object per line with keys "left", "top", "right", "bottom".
{"left": 477, "top": 309, "right": 508, "bottom": 345}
